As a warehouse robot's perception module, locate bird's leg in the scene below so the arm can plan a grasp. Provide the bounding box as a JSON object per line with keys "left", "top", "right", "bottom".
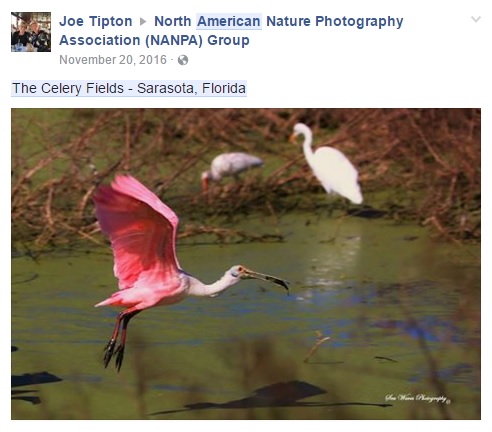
{"left": 233, "top": 174, "right": 242, "bottom": 193}
{"left": 114, "top": 309, "right": 141, "bottom": 372}
{"left": 103, "top": 311, "right": 125, "bottom": 368}
{"left": 103, "top": 307, "right": 140, "bottom": 369}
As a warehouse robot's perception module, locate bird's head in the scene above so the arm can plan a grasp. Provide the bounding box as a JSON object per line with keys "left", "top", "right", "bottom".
{"left": 229, "top": 265, "right": 289, "bottom": 292}
{"left": 289, "top": 123, "right": 311, "bottom": 142}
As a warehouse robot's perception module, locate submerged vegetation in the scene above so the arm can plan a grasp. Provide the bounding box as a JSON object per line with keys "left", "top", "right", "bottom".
{"left": 11, "top": 108, "right": 480, "bottom": 248}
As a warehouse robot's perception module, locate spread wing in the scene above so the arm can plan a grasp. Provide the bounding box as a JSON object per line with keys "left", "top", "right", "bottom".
{"left": 93, "top": 175, "right": 180, "bottom": 290}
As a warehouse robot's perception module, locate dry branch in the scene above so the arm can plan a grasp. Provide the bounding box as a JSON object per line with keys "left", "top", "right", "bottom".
{"left": 11, "top": 108, "right": 481, "bottom": 247}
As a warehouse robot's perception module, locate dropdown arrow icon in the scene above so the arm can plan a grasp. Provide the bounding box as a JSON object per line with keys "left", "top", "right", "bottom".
{"left": 471, "top": 16, "right": 481, "bottom": 23}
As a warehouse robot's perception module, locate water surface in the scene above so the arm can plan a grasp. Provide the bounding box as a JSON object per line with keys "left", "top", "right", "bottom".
{"left": 11, "top": 214, "right": 480, "bottom": 419}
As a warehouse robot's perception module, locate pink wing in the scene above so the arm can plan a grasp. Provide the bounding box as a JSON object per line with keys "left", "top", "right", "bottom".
{"left": 93, "top": 175, "right": 180, "bottom": 290}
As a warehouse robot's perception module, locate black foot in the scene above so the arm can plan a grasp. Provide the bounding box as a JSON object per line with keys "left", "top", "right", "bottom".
{"left": 114, "top": 344, "right": 125, "bottom": 372}
{"left": 103, "top": 339, "right": 116, "bottom": 368}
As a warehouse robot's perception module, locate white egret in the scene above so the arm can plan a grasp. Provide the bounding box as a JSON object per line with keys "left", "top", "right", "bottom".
{"left": 290, "top": 123, "right": 363, "bottom": 204}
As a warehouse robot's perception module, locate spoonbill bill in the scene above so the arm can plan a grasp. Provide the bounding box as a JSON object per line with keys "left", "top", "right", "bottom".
{"left": 93, "top": 175, "right": 288, "bottom": 371}
{"left": 201, "top": 152, "right": 264, "bottom": 193}
{"left": 290, "top": 123, "right": 363, "bottom": 204}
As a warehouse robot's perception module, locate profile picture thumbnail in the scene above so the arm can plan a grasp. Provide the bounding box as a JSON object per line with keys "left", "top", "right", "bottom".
{"left": 11, "top": 12, "right": 51, "bottom": 52}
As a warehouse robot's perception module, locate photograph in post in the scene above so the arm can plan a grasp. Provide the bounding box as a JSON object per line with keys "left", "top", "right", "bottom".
{"left": 11, "top": 108, "right": 480, "bottom": 420}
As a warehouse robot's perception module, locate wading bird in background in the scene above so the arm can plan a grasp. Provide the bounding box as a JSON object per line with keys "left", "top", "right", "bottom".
{"left": 201, "top": 152, "right": 264, "bottom": 194}
{"left": 290, "top": 123, "right": 363, "bottom": 205}
{"left": 93, "top": 175, "right": 288, "bottom": 371}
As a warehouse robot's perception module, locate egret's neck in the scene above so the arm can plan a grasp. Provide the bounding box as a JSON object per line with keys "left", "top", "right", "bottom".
{"left": 187, "top": 272, "right": 239, "bottom": 297}
{"left": 300, "top": 129, "right": 315, "bottom": 167}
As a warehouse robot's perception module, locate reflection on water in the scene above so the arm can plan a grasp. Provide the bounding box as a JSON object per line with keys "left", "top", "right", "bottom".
{"left": 11, "top": 215, "right": 480, "bottom": 419}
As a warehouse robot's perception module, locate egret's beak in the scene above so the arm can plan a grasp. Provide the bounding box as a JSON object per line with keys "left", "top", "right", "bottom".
{"left": 289, "top": 132, "right": 298, "bottom": 143}
{"left": 241, "top": 267, "right": 290, "bottom": 292}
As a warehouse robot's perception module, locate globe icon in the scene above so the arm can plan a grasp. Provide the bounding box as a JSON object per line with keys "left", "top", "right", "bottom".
{"left": 178, "top": 55, "right": 188, "bottom": 65}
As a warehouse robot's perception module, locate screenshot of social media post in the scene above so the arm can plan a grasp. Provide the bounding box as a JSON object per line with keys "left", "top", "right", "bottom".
{"left": 8, "top": 1, "right": 485, "bottom": 426}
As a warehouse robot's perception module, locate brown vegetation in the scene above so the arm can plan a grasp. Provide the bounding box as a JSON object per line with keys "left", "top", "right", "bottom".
{"left": 11, "top": 108, "right": 480, "bottom": 248}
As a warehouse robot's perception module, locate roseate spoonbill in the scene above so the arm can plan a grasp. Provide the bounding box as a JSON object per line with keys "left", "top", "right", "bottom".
{"left": 201, "top": 152, "right": 264, "bottom": 193}
{"left": 290, "top": 123, "right": 363, "bottom": 205}
{"left": 93, "top": 175, "right": 288, "bottom": 371}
